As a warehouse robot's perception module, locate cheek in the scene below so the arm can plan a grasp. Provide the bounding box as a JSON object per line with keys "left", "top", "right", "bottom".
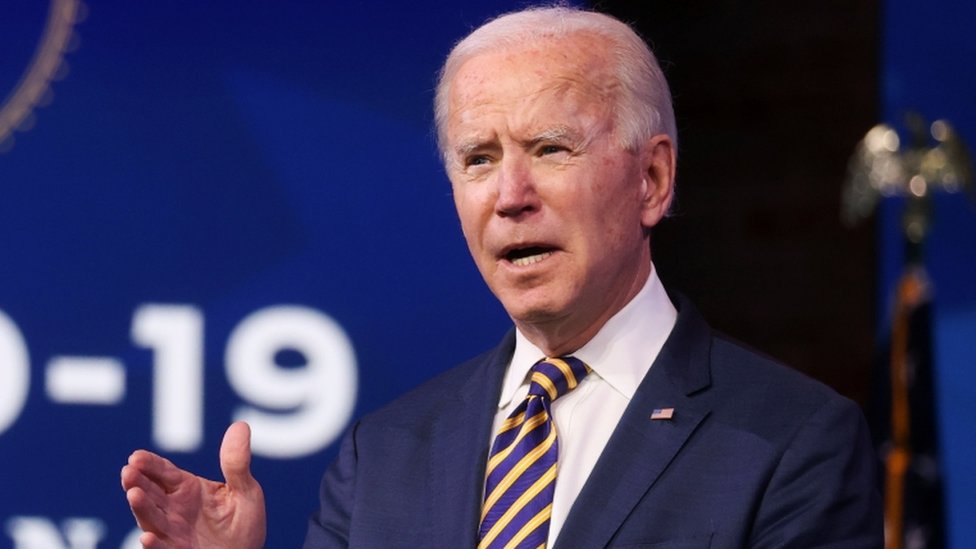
{"left": 582, "top": 191, "right": 643, "bottom": 251}
{"left": 453, "top": 192, "right": 489, "bottom": 252}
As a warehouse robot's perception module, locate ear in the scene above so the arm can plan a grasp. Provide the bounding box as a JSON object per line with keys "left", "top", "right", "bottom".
{"left": 638, "top": 134, "right": 676, "bottom": 230}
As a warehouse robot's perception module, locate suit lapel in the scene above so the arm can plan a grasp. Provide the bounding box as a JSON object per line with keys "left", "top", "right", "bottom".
{"left": 554, "top": 295, "right": 714, "bottom": 549}
{"left": 427, "top": 331, "right": 514, "bottom": 548}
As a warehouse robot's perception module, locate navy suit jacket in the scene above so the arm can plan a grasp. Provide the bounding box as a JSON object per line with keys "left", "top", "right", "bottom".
{"left": 304, "top": 295, "right": 883, "bottom": 548}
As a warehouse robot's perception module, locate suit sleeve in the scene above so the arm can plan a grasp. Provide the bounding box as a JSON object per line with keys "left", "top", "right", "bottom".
{"left": 302, "top": 421, "right": 360, "bottom": 549}
{"left": 749, "top": 396, "right": 884, "bottom": 548}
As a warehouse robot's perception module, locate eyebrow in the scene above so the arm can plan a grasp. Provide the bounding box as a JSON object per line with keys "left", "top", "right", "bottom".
{"left": 451, "top": 125, "right": 585, "bottom": 158}
{"left": 526, "top": 126, "right": 579, "bottom": 145}
{"left": 520, "top": 126, "right": 588, "bottom": 152}
{"left": 453, "top": 139, "right": 492, "bottom": 158}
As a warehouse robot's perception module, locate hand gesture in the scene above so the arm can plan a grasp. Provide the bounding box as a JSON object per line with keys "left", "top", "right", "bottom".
{"left": 121, "top": 422, "right": 266, "bottom": 549}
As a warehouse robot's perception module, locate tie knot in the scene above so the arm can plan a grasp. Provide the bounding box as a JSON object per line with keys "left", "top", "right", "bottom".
{"left": 528, "top": 356, "right": 591, "bottom": 401}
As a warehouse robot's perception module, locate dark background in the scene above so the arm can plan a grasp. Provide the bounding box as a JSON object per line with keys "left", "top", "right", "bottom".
{"left": 596, "top": 1, "right": 879, "bottom": 403}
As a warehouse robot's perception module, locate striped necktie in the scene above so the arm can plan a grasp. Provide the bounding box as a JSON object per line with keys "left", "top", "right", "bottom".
{"left": 478, "top": 356, "right": 591, "bottom": 549}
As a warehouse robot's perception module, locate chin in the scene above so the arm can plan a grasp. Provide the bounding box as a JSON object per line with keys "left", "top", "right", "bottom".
{"left": 501, "top": 297, "right": 570, "bottom": 327}
{"left": 491, "top": 278, "right": 576, "bottom": 321}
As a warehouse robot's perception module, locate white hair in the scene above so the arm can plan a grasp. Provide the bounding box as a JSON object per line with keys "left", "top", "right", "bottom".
{"left": 433, "top": 5, "right": 677, "bottom": 163}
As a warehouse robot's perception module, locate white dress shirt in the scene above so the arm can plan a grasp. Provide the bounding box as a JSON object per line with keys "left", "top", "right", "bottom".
{"left": 488, "top": 263, "right": 678, "bottom": 546}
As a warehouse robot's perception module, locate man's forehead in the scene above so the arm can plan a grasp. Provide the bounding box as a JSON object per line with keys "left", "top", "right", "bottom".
{"left": 449, "top": 52, "right": 611, "bottom": 117}
{"left": 442, "top": 34, "right": 618, "bottom": 153}
{"left": 447, "top": 85, "right": 608, "bottom": 154}
{"left": 452, "top": 33, "right": 612, "bottom": 95}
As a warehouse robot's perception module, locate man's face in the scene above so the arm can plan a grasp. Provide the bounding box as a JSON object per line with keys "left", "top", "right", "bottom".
{"left": 444, "top": 36, "right": 671, "bottom": 354}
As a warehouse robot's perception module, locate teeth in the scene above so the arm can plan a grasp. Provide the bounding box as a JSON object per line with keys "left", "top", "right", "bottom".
{"left": 511, "top": 251, "right": 553, "bottom": 267}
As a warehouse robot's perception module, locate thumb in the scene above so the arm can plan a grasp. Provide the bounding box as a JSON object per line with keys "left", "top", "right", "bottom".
{"left": 220, "top": 421, "right": 256, "bottom": 490}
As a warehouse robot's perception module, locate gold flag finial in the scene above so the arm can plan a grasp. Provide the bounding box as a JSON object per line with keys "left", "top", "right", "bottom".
{"left": 842, "top": 114, "right": 974, "bottom": 245}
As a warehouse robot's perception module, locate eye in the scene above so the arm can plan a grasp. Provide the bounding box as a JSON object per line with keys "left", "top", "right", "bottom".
{"left": 538, "top": 144, "right": 569, "bottom": 156}
{"left": 464, "top": 154, "right": 492, "bottom": 168}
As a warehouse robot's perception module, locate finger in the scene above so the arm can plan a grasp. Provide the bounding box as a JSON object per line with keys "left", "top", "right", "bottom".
{"left": 125, "top": 486, "right": 170, "bottom": 536}
{"left": 220, "top": 421, "right": 257, "bottom": 492}
{"left": 140, "top": 530, "right": 169, "bottom": 549}
{"left": 121, "top": 464, "right": 169, "bottom": 504}
{"left": 127, "top": 450, "right": 188, "bottom": 492}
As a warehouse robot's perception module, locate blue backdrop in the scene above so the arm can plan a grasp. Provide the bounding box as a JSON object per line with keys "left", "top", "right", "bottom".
{"left": 1, "top": 2, "right": 519, "bottom": 547}
{"left": 881, "top": 0, "right": 976, "bottom": 546}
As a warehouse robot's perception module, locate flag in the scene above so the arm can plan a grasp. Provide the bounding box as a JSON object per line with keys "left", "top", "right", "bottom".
{"left": 869, "top": 265, "right": 946, "bottom": 549}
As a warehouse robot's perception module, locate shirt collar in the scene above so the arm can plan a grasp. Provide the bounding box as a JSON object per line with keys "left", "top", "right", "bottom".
{"left": 498, "top": 263, "right": 678, "bottom": 408}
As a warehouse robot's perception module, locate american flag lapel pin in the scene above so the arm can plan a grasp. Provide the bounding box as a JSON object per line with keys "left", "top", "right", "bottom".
{"left": 650, "top": 408, "right": 674, "bottom": 420}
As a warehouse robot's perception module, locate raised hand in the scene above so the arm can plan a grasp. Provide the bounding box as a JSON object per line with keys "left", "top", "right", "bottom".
{"left": 121, "top": 422, "right": 266, "bottom": 549}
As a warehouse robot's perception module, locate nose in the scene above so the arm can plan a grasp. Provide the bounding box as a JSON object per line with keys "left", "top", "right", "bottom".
{"left": 494, "top": 156, "right": 539, "bottom": 218}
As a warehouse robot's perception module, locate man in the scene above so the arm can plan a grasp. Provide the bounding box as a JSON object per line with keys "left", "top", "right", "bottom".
{"left": 122, "top": 7, "right": 882, "bottom": 548}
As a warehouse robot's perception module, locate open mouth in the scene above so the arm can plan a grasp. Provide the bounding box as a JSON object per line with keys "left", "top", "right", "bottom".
{"left": 505, "top": 246, "right": 555, "bottom": 267}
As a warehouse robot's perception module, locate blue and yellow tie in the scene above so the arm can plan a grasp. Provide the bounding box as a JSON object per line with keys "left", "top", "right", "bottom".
{"left": 478, "top": 356, "right": 591, "bottom": 549}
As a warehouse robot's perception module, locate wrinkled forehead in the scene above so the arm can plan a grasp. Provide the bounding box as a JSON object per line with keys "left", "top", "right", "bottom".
{"left": 462, "top": 32, "right": 612, "bottom": 88}
{"left": 446, "top": 35, "right": 618, "bottom": 130}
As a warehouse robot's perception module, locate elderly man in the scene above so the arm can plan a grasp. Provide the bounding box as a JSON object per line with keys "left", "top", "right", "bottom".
{"left": 122, "top": 6, "right": 882, "bottom": 548}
